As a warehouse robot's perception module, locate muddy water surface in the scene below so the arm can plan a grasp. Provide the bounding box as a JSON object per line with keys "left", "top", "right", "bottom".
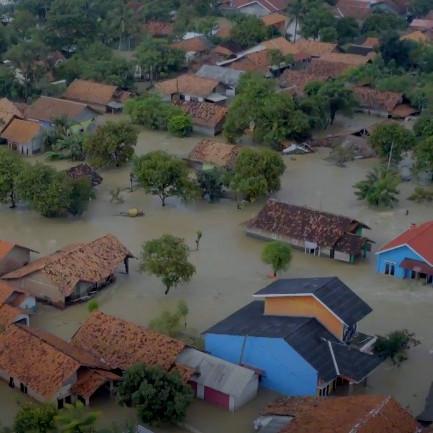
{"left": 1, "top": 119, "right": 433, "bottom": 431}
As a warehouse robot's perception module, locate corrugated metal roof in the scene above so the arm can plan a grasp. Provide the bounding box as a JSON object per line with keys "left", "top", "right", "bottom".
{"left": 177, "top": 347, "right": 256, "bottom": 398}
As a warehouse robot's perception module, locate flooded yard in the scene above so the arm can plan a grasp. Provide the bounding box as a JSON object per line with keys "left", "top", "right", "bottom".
{"left": 1, "top": 118, "right": 433, "bottom": 431}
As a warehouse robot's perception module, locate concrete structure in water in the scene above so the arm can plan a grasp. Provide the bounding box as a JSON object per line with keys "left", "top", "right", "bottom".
{"left": 204, "top": 277, "right": 382, "bottom": 397}
{"left": 377, "top": 221, "right": 433, "bottom": 284}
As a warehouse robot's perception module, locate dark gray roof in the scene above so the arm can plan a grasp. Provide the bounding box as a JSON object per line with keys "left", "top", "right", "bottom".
{"left": 196, "top": 65, "right": 245, "bottom": 87}
{"left": 254, "top": 277, "right": 372, "bottom": 326}
{"left": 204, "top": 301, "right": 382, "bottom": 383}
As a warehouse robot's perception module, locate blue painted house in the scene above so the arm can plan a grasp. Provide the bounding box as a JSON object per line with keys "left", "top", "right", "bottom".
{"left": 204, "top": 277, "right": 382, "bottom": 397}
{"left": 376, "top": 221, "right": 433, "bottom": 283}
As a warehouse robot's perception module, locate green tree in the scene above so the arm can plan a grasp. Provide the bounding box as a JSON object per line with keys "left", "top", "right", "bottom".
{"left": 125, "top": 94, "right": 184, "bottom": 131}
{"left": 10, "top": 10, "right": 37, "bottom": 40}
{"left": 361, "top": 11, "right": 407, "bottom": 35}
{"left": 414, "top": 136, "right": 433, "bottom": 175}
{"left": 0, "top": 68, "right": 24, "bottom": 100}
{"left": 117, "top": 364, "right": 194, "bottom": 425}
{"left": 262, "top": 241, "right": 293, "bottom": 277}
{"left": 197, "top": 168, "right": 231, "bottom": 203}
{"left": 336, "top": 16, "right": 360, "bottom": 45}
{"left": 369, "top": 123, "right": 415, "bottom": 164}
{"left": 305, "top": 81, "right": 357, "bottom": 125}
{"left": 410, "top": 0, "right": 432, "bottom": 17}
{"left": 0, "top": 148, "right": 25, "bottom": 208}
{"left": 140, "top": 234, "right": 196, "bottom": 295}
{"left": 68, "top": 177, "right": 95, "bottom": 216}
{"left": 14, "top": 402, "right": 58, "bottom": 433}
{"left": 45, "top": 134, "right": 85, "bottom": 161}
{"left": 231, "top": 148, "right": 285, "bottom": 201}
{"left": 135, "top": 37, "right": 185, "bottom": 83}
{"left": 87, "top": 299, "right": 99, "bottom": 313}
{"left": 353, "top": 166, "right": 400, "bottom": 207}
{"left": 149, "top": 300, "right": 189, "bottom": 336}
{"left": 287, "top": 0, "right": 308, "bottom": 41}
{"left": 373, "top": 329, "right": 420, "bottom": 365}
{"left": 167, "top": 114, "right": 193, "bottom": 137}
{"left": 54, "top": 401, "right": 100, "bottom": 433}
{"left": 300, "top": 3, "right": 336, "bottom": 40}
{"left": 230, "top": 15, "right": 269, "bottom": 48}
{"left": 379, "top": 31, "right": 412, "bottom": 68}
{"left": 16, "top": 163, "right": 73, "bottom": 217}
{"left": 133, "top": 151, "right": 197, "bottom": 206}
{"left": 83, "top": 121, "right": 137, "bottom": 168}
{"left": 413, "top": 113, "right": 433, "bottom": 138}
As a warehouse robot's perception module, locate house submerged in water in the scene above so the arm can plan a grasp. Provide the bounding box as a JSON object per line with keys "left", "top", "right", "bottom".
{"left": 246, "top": 199, "right": 373, "bottom": 263}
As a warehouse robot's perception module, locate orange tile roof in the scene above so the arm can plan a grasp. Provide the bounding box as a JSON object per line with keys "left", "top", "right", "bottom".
{"left": 294, "top": 40, "right": 337, "bottom": 57}
{"left": 2, "top": 234, "right": 132, "bottom": 297}
{"left": 353, "top": 86, "right": 403, "bottom": 112}
{"left": 25, "top": 96, "right": 92, "bottom": 123}
{"left": 261, "top": 13, "right": 288, "bottom": 27}
{"left": 305, "top": 59, "right": 355, "bottom": 77}
{"left": 71, "top": 311, "right": 191, "bottom": 380}
{"left": 172, "top": 36, "right": 213, "bottom": 53}
{"left": 0, "top": 280, "right": 32, "bottom": 328}
{"left": 0, "top": 280, "right": 16, "bottom": 305}
{"left": 172, "top": 100, "right": 227, "bottom": 128}
{"left": 262, "top": 37, "right": 303, "bottom": 56}
{"left": 401, "top": 30, "right": 430, "bottom": 43}
{"left": 70, "top": 369, "right": 121, "bottom": 400}
{"left": 260, "top": 395, "right": 421, "bottom": 433}
{"left": 279, "top": 69, "right": 328, "bottom": 96}
{"left": 0, "top": 304, "right": 29, "bottom": 328}
{"left": 0, "top": 98, "right": 23, "bottom": 130}
{"left": 188, "top": 139, "right": 240, "bottom": 168}
{"left": 155, "top": 74, "right": 220, "bottom": 98}
{"left": 319, "top": 52, "right": 371, "bottom": 66}
{"left": 229, "top": 50, "right": 271, "bottom": 75}
{"left": 410, "top": 19, "right": 433, "bottom": 31}
{"left": 63, "top": 79, "right": 119, "bottom": 106}
{"left": 362, "top": 37, "right": 380, "bottom": 48}
{"left": 142, "top": 21, "right": 174, "bottom": 37}
{"left": 0, "top": 325, "right": 82, "bottom": 399}
{"left": 1, "top": 119, "right": 41, "bottom": 144}
{"left": 333, "top": 5, "right": 373, "bottom": 21}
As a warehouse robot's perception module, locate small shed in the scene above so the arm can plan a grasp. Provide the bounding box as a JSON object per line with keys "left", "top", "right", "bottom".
{"left": 176, "top": 347, "right": 258, "bottom": 411}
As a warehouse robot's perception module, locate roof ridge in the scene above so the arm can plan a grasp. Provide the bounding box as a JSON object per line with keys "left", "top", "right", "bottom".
{"left": 348, "top": 396, "right": 392, "bottom": 433}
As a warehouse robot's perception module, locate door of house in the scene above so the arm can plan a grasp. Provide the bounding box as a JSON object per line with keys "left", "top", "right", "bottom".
{"left": 204, "top": 386, "right": 230, "bottom": 410}
{"left": 385, "top": 262, "right": 395, "bottom": 276}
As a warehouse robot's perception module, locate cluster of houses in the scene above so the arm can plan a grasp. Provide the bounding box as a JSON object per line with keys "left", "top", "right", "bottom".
{"left": 0, "top": 79, "right": 130, "bottom": 155}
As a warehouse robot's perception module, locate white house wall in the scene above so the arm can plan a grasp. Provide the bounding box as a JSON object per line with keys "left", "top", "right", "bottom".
{"left": 0, "top": 247, "right": 30, "bottom": 276}
{"left": 235, "top": 375, "right": 259, "bottom": 410}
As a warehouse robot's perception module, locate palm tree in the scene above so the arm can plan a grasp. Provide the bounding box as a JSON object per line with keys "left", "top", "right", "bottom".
{"left": 54, "top": 401, "right": 100, "bottom": 433}
{"left": 287, "top": 0, "right": 307, "bottom": 42}
{"left": 45, "top": 134, "right": 85, "bottom": 161}
{"left": 353, "top": 166, "right": 400, "bottom": 207}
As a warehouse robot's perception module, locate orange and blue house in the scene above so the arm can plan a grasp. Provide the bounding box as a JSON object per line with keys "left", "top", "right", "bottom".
{"left": 204, "top": 277, "right": 382, "bottom": 397}
{"left": 377, "top": 221, "right": 433, "bottom": 283}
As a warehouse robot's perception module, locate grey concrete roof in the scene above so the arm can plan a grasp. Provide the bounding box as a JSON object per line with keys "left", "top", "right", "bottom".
{"left": 196, "top": 65, "right": 245, "bottom": 87}
{"left": 254, "top": 277, "right": 372, "bottom": 326}
{"left": 204, "top": 301, "right": 382, "bottom": 383}
{"left": 176, "top": 347, "right": 256, "bottom": 397}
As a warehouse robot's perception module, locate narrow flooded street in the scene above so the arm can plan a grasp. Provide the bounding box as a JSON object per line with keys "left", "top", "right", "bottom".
{"left": 1, "top": 118, "right": 433, "bottom": 431}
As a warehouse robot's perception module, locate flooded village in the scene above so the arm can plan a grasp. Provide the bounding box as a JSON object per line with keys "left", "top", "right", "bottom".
{"left": 1, "top": 0, "right": 433, "bottom": 432}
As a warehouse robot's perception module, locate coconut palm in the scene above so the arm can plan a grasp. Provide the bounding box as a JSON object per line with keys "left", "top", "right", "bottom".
{"left": 45, "top": 134, "right": 85, "bottom": 161}
{"left": 353, "top": 165, "right": 400, "bottom": 207}
{"left": 54, "top": 401, "right": 100, "bottom": 433}
{"left": 287, "top": 0, "right": 307, "bottom": 42}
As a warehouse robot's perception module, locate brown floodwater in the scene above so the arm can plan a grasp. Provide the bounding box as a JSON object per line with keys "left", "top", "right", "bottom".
{"left": 1, "top": 115, "right": 433, "bottom": 431}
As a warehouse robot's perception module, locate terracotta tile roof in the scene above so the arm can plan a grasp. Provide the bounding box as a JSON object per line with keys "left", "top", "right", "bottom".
{"left": 305, "top": 59, "right": 355, "bottom": 77}
{"left": 228, "top": 0, "right": 289, "bottom": 12}
{"left": 319, "top": 52, "right": 371, "bottom": 66}
{"left": 2, "top": 234, "right": 132, "bottom": 297}
{"left": 260, "top": 395, "right": 422, "bottom": 433}
{"left": 410, "top": 19, "right": 433, "bottom": 31}
{"left": 262, "top": 37, "right": 306, "bottom": 57}
{"left": 0, "top": 325, "right": 82, "bottom": 399}
{"left": 0, "top": 98, "right": 23, "bottom": 130}
{"left": 0, "top": 304, "right": 29, "bottom": 328}
{"left": 362, "top": 37, "right": 380, "bottom": 48}
{"left": 392, "top": 104, "right": 418, "bottom": 118}
{"left": 65, "top": 164, "right": 103, "bottom": 186}
{"left": 214, "top": 40, "right": 244, "bottom": 57}
{"left": 353, "top": 86, "right": 403, "bottom": 112}
{"left": 247, "top": 199, "right": 369, "bottom": 253}
{"left": 188, "top": 139, "right": 240, "bottom": 168}
{"left": 378, "top": 221, "right": 433, "bottom": 266}
{"left": 172, "top": 36, "right": 213, "bottom": 53}
{"left": 70, "top": 369, "right": 121, "bottom": 400}
{"left": 1, "top": 119, "right": 41, "bottom": 144}
{"left": 155, "top": 74, "right": 220, "bottom": 98}
{"left": 0, "top": 241, "right": 37, "bottom": 260}
{"left": 25, "top": 96, "right": 92, "bottom": 123}
{"left": 172, "top": 100, "right": 228, "bottom": 128}
{"left": 142, "top": 21, "right": 174, "bottom": 37}
{"left": 215, "top": 19, "right": 233, "bottom": 38}
{"left": 336, "top": 0, "right": 372, "bottom": 8}
{"left": 279, "top": 69, "right": 328, "bottom": 96}
{"left": 261, "top": 13, "right": 288, "bottom": 26}
{"left": 401, "top": 30, "right": 431, "bottom": 43}
{"left": 294, "top": 40, "right": 337, "bottom": 57}
{"left": 333, "top": 6, "right": 373, "bottom": 21}
{"left": 0, "top": 280, "right": 17, "bottom": 305}
{"left": 63, "top": 79, "right": 120, "bottom": 106}
{"left": 426, "top": 11, "right": 433, "bottom": 20}
{"left": 71, "top": 311, "right": 192, "bottom": 380}
{"left": 8, "top": 292, "right": 28, "bottom": 308}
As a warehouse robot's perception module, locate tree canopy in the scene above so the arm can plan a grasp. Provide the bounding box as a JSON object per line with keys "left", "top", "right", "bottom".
{"left": 117, "top": 364, "right": 194, "bottom": 425}
{"left": 133, "top": 151, "right": 197, "bottom": 206}
{"left": 262, "top": 241, "right": 293, "bottom": 277}
{"left": 0, "top": 148, "right": 25, "bottom": 208}
{"left": 229, "top": 15, "right": 269, "bottom": 48}
{"left": 140, "top": 234, "right": 196, "bottom": 294}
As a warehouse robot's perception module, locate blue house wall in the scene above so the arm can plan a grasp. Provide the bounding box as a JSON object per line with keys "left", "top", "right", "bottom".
{"left": 205, "top": 333, "right": 318, "bottom": 396}
{"left": 376, "top": 245, "right": 425, "bottom": 278}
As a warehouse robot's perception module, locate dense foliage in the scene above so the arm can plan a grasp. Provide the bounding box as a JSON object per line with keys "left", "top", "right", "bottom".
{"left": 373, "top": 329, "right": 420, "bottom": 365}
{"left": 262, "top": 241, "right": 293, "bottom": 277}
